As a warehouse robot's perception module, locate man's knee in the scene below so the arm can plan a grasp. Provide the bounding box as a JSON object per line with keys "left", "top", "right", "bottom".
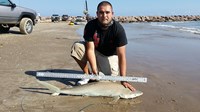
{"left": 71, "top": 41, "right": 86, "bottom": 62}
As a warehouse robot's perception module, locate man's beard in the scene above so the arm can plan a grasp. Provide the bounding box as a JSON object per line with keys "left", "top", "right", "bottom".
{"left": 98, "top": 19, "right": 113, "bottom": 30}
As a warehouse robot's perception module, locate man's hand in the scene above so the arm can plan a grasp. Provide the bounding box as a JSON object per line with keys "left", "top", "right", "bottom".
{"left": 121, "top": 81, "right": 136, "bottom": 92}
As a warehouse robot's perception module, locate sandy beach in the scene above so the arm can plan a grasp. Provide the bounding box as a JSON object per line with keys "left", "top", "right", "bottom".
{"left": 0, "top": 22, "right": 200, "bottom": 112}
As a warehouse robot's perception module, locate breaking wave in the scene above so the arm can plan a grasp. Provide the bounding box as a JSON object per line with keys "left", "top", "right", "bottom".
{"left": 150, "top": 21, "right": 200, "bottom": 35}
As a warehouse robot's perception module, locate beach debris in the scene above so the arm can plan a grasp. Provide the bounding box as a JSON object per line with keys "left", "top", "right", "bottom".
{"left": 37, "top": 80, "right": 143, "bottom": 99}
{"left": 0, "top": 44, "right": 3, "bottom": 48}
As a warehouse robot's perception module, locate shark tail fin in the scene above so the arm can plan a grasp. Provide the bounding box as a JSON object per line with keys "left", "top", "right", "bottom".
{"left": 37, "top": 80, "right": 61, "bottom": 96}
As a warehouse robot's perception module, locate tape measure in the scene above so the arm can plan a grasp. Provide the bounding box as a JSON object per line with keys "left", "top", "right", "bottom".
{"left": 36, "top": 72, "right": 147, "bottom": 83}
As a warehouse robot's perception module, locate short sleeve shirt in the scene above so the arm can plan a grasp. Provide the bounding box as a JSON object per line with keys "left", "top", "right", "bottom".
{"left": 83, "top": 18, "right": 127, "bottom": 56}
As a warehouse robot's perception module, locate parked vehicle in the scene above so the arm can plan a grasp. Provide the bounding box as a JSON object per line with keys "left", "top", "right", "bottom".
{"left": 76, "top": 16, "right": 85, "bottom": 22}
{"left": 0, "top": 0, "right": 37, "bottom": 34}
{"left": 61, "top": 15, "right": 69, "bottom": 21}
{"left": 51, "top": 14, "right": 60, "bottom": 22}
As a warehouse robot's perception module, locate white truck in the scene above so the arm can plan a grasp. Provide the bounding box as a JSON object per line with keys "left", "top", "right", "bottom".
{"left": 0, "top": 0, "right": 37, "bottom": 34}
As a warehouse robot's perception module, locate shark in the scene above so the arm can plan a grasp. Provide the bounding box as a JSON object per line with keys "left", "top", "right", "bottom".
{"left": 37, "top": 80, "right": 143, "bottom": 100}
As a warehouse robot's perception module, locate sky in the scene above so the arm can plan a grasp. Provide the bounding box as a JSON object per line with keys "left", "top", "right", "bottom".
{"left": 11, "top": 0, "right": 200, "bottom": 17}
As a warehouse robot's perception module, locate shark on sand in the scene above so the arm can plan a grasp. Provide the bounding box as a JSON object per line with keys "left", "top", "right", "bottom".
{"left": 37, "top": 80, "right": 143, "bottom": 100}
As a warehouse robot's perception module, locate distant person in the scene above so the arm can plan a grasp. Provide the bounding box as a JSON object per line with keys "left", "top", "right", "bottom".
{"left": 71, "top": 1, "right": 135, "bottom": 91}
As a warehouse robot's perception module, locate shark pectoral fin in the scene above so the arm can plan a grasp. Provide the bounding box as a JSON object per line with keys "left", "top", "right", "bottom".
{"left": 109, "top": 96, "right": 120, "bottom": 104}
{"left": 51, "top": 92, "right": 60, "bottom": 96}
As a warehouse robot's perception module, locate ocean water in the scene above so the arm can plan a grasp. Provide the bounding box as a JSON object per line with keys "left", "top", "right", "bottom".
{"left": 124, "top": 21, "right": 200, "bottom": 79}
{"left": 77, "top": 21, "right": 200, "bottom": 79}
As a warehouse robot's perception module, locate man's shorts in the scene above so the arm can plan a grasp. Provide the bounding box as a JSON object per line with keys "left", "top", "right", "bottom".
{"left": 71, "top": 41, "right": 119, "bottom": 76}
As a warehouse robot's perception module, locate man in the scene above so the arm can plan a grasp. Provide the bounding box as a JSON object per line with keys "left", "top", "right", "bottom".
{"left": 71, "top": 1, "right": 135, "bottom": 91}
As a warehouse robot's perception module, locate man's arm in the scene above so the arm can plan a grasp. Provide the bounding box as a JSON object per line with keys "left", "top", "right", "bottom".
{"left": 117, "top": 46, "right": 126, "bottom": 77}
{"left": 85, "top": 42, "right": 98, "bottom": 74}
{"left": 117, "top": 46, "right": 136, "bottom": 91}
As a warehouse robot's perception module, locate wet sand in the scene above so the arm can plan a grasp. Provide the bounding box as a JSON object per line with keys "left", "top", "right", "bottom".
{"left": 0, "top": 22, "right": 200, "bottom": 112}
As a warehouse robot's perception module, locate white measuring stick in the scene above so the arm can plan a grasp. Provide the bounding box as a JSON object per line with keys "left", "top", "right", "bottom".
{"left": 36, "top": 72, "right": 147, "bottom": 83}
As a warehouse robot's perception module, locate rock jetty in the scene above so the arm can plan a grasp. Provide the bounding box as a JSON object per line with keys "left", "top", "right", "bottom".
{"left": 113, "top": 15, "right": 200, "bottom": 23}
{"left": 38, "top": 15, "right": 200, "bottom": 23}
